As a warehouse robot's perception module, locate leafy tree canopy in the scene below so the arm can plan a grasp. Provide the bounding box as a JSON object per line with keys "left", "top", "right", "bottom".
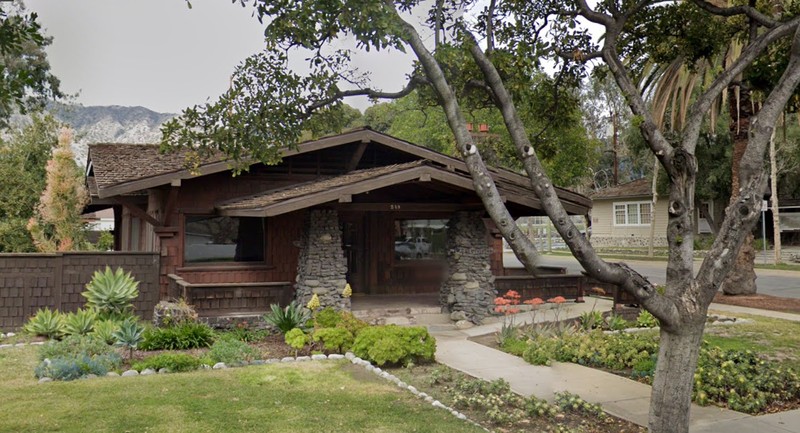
{"left": 0, "top": 1, "right": 63, "bottom": 127}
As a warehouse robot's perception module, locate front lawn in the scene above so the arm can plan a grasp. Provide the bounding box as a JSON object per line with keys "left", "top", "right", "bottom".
{"left": 0, "top": 345, "right": 483, "bottom": 433}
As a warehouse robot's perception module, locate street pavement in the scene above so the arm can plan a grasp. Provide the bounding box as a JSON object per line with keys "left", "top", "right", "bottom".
{"left": 503, "top": 251, "right": 800, "bottom": 299}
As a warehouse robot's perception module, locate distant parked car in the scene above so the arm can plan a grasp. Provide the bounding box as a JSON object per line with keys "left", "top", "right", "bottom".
{"left": 394, "top": 241, "right": 417, "bottom": 259}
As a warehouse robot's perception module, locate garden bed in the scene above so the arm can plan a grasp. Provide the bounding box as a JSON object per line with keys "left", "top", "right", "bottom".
{"left": 482, "top": 313, "right": 800, "bottom": 415}
{"left": 389, "top": 363, "right": 646, "bottom": 433}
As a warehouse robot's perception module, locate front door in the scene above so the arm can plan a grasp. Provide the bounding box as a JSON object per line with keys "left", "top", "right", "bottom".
{"left": 340, "top": 212, "right": 366, "bottom": 294}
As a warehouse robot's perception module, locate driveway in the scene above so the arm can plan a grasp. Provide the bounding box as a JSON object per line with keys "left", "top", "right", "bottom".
{"left": 504, "top": 251, "right": 800, "bottom": 299}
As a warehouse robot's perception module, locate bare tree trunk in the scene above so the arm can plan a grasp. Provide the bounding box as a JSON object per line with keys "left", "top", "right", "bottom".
{"left": 649, "top": 320, "right": 706, "bottom": 433}
{"left": 648, "top": 156, "right": 659, "bottom": 257}
{"left": 770, "top": 132, "right": 782, "bottom": 264}
{"left": 721, "top": 87, "right": 758, "bottom": 295}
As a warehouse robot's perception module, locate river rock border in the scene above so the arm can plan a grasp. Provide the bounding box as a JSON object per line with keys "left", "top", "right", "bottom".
{"left": 29, "top": 347, "right": 487, "bottom": 432}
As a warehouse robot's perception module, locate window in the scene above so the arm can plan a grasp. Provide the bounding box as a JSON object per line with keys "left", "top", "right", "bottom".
{"left": 613, "top": 202, "right": 652, "bottom": 226}
{"left": 394, "top": 219, "right": 448, "bottom": 260}
{"left": 184, "top": 215, "right": 265, "bottom": 264}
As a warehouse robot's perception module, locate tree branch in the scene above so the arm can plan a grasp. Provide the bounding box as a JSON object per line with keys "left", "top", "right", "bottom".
{"left": 384, "top": 1, "right": 542, "bottom": 276}
{"left": 574, "top": 0, "right": 615, "bottom": 26}
{"left": 682, "top": 17, "right": 800, "bottom": 154}
{"left": 304, "top": 75, "right": 428, "bottom": 116}
{"left": 690, "top": 0, "right": 777, "bottom": 28}
{"left": 464, "top": 31, "right": 681, "bottom": 327}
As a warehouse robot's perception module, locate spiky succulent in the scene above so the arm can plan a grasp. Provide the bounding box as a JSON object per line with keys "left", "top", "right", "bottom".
{"left": 82, "top": 266, "right": 139, "bottom": 319}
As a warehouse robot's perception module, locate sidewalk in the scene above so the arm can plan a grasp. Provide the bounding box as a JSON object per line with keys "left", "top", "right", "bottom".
{"left": 429, "top": 300, "right": 800, "bottom": 433}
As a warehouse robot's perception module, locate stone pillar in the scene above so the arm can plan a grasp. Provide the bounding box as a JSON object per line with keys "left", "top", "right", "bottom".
{"left": 294, "top": 209, "right": 350, "bottom": 310}
{"left": 441, "top": 211, "right": 496, "bottom": 323}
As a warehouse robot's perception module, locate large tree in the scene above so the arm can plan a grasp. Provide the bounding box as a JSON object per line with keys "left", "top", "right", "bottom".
{"left": 163, "top": 1, "right": 800, "bottom": 432}
{"left": 0, "top": 1, "right": 62, "bottom": 127}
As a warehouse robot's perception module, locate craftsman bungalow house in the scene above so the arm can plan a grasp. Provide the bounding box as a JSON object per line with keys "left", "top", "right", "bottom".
{"left": 85, "top": 128, "right": 591, "bottom": 322}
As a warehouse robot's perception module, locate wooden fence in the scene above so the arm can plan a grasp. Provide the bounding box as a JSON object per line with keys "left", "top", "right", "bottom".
{"left": 0, "top": 252, "right": 160, "bottom": 330}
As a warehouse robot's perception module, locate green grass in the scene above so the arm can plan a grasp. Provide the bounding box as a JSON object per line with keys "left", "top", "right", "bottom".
{"left": 704, "top": 313, "right": 800, "bottom": 370}
{"left": 0, "top": 346, "right": 483, "bottom": 433}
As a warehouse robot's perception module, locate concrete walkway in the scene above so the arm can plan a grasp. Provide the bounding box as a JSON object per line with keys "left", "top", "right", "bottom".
{"left": 429, "top": 300, "right": 800, "bottom": 433}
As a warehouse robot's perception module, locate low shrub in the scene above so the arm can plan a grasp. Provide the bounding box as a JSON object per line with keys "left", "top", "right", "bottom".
{"left": 450, "top": 377, "right": 558, "bottom": 425}
{"left": 313, "top": 327, "right": 354, "bottom": 353}
{"left": 225, "top": 322, "right": 269, "bottom": 343}
{"left": 554, "top": 392, "right": 607, "bottom": 419}
{"left": 693, "top": 346, "right": 800, "bottom": 413}
{"left": 140, "top": 322, "right": 215, "bottom": 351}
{"left": 23, "top": 308, "right": 65, "bottom": 339}
{"left": 263, "top": 301, "right": 311, "bottom": 334}
{"left": 284, "top": 328, "right": 309, "bottom": 351}
{"left": 351, "top": 325, "right": 436, "bottom": 366}
{"left": 314, "top": 307, "right": 343, "bottom": 329}
{"left": 39, "top": 335, "right": 116, "bottom": 361}
{"left": 207, "top": 338, "right": 260, "bottom": 365}
{"left": 336, "top": 312, "right": 368, "bottom": 336}
{"left": 132, "top": 353, "right": 202, "bottom": 373}
{"left": 605, "top": 314, "right": 630, "bottom": 331}
{"left": 113, "top": 319, "right": 144, "bottom": 358}
{"left": 578, "top": 310, "right": 604, "bottom": 331}
{"left": 34, "top": 353, "right": 121, "bottom": 381}
{"left": 635, "top": 310, "right": 659, "bottom": 328}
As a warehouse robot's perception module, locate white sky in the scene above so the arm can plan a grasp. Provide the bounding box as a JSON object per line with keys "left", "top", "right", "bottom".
{"left": 25, "top": 0, "right": 420, "bottom": 113}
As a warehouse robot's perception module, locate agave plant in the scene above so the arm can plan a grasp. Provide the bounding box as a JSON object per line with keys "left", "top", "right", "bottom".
{"left": 263, "top": 301, "right": 311, "bottom": 334}
{"left": 23, "top": 308, "right": 65, "bottom": 339}
{"left": 91, "top": 319, "right": 120, "bottom": 344}
{"left": 63, "top": 308, "right": 97, "bottom": 336}
{"left": 82, "top": 266, "right": 139, "bottom": 319}
{"left": 112, "top": 319, "right": 144, "bottom": 359}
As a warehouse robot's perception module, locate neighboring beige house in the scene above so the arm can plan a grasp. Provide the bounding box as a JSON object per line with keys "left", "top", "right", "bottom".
{"left": 589, "top": 179, "right": 717, "bottom": 248}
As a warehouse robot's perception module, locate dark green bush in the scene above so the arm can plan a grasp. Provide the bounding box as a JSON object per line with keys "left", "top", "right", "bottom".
{"left": 351, "top": 325, "right": 436, "bottom": 366}
{"left": 207, "top": 337, "right": 260, "bottom": 365}
{"left": 313, "top": 327, "right": 354, "bottom": 353}
{"left": 139, "top": 322, "right": 215, "bottom": 350}
{"left": 225, "top": 323, "right": 269, "bottom": 343}
{"left": 132, "top": 353, "right": 202, "bottom": 373}
{"left": 35, "top": 354, "right": 121, "bottom": 381}
{"left": 39, "top": 335, "right": 115, "bottom": 361}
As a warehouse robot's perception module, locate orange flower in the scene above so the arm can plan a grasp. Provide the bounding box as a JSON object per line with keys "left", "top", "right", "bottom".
{"left": 506, "top": 308, "right": 520, "bottom": 314}
{"left": 547, "top": 296, "right": 567, "bottom": 304}
{"left": 494, "top": 297, "right": 511, "bottom": 306}
{"left": 523, "top": 297, "right": 545, "bottom": 305}
{"left": 505, "top": 290, "right": 521, "bottom": 300}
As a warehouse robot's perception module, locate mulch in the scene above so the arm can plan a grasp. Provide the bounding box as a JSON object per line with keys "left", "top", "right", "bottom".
{"left": 712, "top": 293, "right": 800, "bottom": 314}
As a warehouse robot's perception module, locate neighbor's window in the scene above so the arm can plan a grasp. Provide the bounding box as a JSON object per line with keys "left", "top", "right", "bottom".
{"left": 394, "top": 219, "right": 448, "bottom": 260}
{"left": 613, "top": 202, "right": 652, "bottom": 226}
{"left": 184, "top": 216, "right": 265, "bottom": 263}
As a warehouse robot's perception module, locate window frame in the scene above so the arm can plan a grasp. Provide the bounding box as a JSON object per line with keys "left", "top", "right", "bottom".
{"left": 612, "top": 201, "right": 652, "bottom": 227}
{"left": 181, "top": 214, "right": 268, "bottom": 267}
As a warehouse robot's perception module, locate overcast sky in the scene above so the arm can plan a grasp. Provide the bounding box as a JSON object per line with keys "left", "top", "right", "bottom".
{"left": 25, "top": 0, "right": 420, "bottom": 113}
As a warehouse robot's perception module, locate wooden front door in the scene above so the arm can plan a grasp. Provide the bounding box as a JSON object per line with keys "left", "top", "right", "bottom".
{"left": 340, "top": 212, "right": 366, "bottom": 294}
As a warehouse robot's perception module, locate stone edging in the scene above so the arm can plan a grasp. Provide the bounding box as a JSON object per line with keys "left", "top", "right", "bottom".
{"left": 26, "top": 346, "right": 487, "bottom": 432}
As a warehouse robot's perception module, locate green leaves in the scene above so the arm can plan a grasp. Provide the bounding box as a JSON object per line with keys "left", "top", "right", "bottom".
{"left": 82, "top": 266, "right": 140, "bottom": 319}
{"left": 23, "top": 307, "right": 65, "bottom": 339}
{"left": 63, "top": 308, "right": 97, "bottom": 336}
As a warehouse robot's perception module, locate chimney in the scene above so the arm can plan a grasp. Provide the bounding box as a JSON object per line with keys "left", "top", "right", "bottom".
{"left": 479, "top": 123, "right": 489, "bottom": 133}
{"left": 466, "top": 123, "right": 474, "bottom": 132}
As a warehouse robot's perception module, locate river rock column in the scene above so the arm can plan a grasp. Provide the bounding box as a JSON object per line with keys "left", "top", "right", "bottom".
{"left": 294, "top": 209, "right": 350, "bottom": 311}
{"left": 440, "top": 211, "right": 496, "bottom": 323}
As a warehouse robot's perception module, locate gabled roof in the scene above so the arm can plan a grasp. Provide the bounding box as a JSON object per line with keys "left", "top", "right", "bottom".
{"left": 86, "top": 128, "right": 591, "bottom": 212}
{"left": 215, "top": 159, "right": 587, "bottom": 216}
{"left": 590, "top": 178, "right": 652, "bottom": 200}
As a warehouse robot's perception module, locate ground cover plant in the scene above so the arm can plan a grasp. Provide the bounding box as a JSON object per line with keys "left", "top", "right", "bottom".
{"left": 0, "top": 345, "right": 484, "bottom": 433}
{"left": 493, "top": 314, "right": 800, "bottom": 414}
{"left": 391, "top": 363, "right": 646, "bottom": 433}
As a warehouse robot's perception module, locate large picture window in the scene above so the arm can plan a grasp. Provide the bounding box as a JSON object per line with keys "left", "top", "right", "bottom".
{"left": 184, "top": 216, "right": 265, "bottom": 264}
{"left": 613, "top": 202, "right": 652, "bottom": 226}
{"left": 394, "top": 219, "right": 448, "bottom": 260}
